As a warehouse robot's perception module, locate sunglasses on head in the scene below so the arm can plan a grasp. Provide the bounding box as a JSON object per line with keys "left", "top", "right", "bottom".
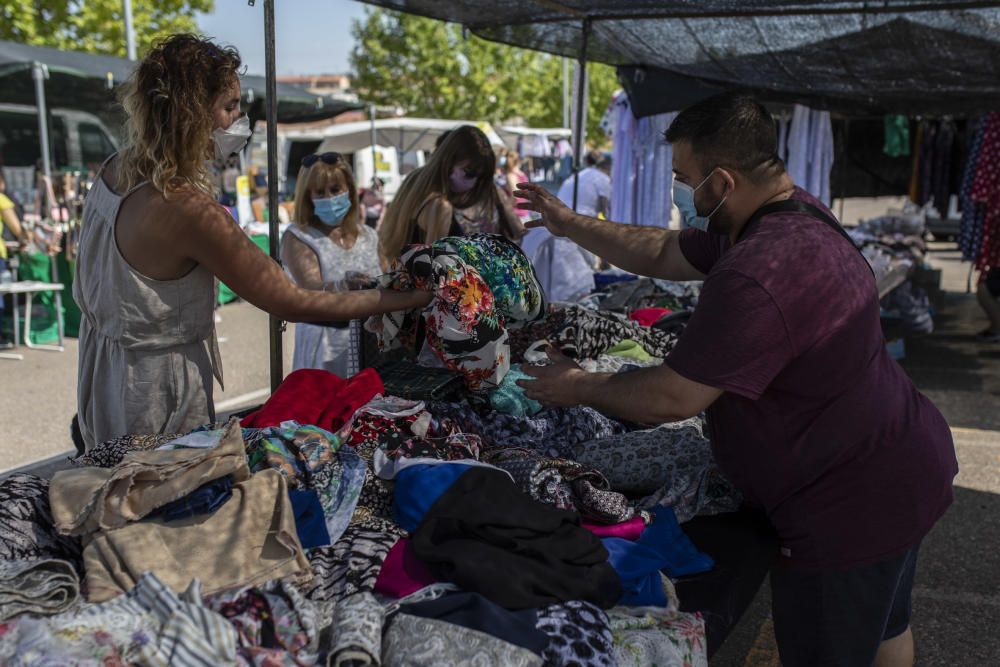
{"left": 301, "top": 152, "right": 343, "bottom": 167}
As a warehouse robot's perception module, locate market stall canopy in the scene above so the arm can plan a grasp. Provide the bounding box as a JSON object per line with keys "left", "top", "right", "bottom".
{"left": 313, "top": 117, "right": 506, "bottom": 154}
{"left": 498, "top": 126, "right": 571, "bottom": 146}
{"left": 0, "top": 40, "right": 362, "bottom": 125}
{"left": 357, "top": 1, "right": 1000, "bottom": 115}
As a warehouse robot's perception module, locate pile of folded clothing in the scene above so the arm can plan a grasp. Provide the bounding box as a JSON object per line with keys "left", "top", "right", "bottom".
{"left": 0, "top": 347, "right": 740, "bottom": 665}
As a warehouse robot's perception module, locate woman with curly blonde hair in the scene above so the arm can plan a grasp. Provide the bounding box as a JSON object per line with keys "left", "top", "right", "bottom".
{"left": 74, "top": 34, "right": 429, "bottom": 450}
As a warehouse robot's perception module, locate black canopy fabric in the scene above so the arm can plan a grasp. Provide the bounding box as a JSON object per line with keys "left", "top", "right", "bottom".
{"left": 358, "top": 1, "right": 1000, "bottom": 116}
{"left": 0, "top": 40, "right": 362, "bottom": 126}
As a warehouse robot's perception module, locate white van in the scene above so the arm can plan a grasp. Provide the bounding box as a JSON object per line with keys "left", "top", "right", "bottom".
{"left": 0, "top": 103, "right": 120, "bottom": 212}
{"left": 0, "top": 104, "right": 119, "bottom": 169}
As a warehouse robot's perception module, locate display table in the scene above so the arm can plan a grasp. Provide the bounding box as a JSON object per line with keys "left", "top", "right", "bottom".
{"left": 0, "top": 280, "right": 65, "bottom": 360}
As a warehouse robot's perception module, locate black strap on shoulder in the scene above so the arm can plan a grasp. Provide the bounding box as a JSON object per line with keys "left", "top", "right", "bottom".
{"left": 738, "top": 199, "right": 875, "bottom": 278}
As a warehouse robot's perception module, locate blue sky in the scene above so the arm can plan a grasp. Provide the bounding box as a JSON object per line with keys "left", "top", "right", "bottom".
{"left": 196, "top": 0, "right": 369, "bottom": 76}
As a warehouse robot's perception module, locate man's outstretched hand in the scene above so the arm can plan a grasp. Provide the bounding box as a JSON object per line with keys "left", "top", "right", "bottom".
{"left": 514, "top": 182, "right": 577, "bottom": 237}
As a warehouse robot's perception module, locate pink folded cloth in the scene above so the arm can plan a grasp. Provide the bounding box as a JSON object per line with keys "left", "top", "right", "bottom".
{"left": 582, "top": 516, "right": 647, "bottom": 541}
{"left": 375, "top": 538, "right": 438, "bottom": 598}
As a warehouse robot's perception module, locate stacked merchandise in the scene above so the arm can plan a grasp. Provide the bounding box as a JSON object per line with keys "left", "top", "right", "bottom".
{"left": 849, "top": 213, "right": 936, "bottom": 340}
{"left": 0, "top": 241, "right": 741, "bottom": 666}
{"left": 959, "top": 113, "right": 1000, "bottom": 276}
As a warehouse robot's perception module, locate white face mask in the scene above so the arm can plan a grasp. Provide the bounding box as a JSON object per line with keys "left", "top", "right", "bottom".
{"left": 212, "top": 115, "right": 251, "bottom": 161}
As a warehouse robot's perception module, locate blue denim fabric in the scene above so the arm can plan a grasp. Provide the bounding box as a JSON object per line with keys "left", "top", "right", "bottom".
{"left": 148, "top": 475, "right": 234, "bottom": 522}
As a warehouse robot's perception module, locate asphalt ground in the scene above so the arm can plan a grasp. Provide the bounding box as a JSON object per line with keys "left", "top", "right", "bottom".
{"left": 0, "top": 304, "right": 293, "bottom": 473}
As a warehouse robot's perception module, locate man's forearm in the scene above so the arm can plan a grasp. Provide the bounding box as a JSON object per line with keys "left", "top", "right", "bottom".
{"left": 562, "top": 212, "right": 678, "bottom": 279}
{"left": 573, "top": 367, "right": 694, "bottom": 425}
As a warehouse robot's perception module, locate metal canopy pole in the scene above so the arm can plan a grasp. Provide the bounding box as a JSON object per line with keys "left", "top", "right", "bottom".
{"left": 369, "top": 104, "right": 378, "bottom": 185}
{"left": 571, "top": 19, "right": 591, "bottom": 212}
{"left": 263, "top": 0, "right": 283, "bottom": 391}
{"left": 562, "top": 58, "right": 570, "bottom": 129}
{"left": 122, "top": 0, "right": 137, "bottom": 61}
{"left": 32, "top": 63, "right": 52, "bottom": 190}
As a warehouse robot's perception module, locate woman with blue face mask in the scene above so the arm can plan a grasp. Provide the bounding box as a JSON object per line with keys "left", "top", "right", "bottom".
{"left": 281, "top": 153, "right": 383, "bottom": 376}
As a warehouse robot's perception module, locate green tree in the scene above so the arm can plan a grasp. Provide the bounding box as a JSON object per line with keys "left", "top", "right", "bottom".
{"left": 350, "top": 9, "right": 618, "bottom": 146}
{"left": 0, "top": 0, "right": 213, "bottom": 57}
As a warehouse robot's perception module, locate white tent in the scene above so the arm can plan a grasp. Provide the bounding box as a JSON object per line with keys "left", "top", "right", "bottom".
{"left": 307, "top": 117, "right": 507, "bottom": 154}
{"left": 497, "top": 125, "right": 571, "bottom": 145}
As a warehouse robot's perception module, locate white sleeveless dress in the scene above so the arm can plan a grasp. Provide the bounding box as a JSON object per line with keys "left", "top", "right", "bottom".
{"left": 283, "top": 224, "right": 381, "bottom": 377}
{"left": 75, "top": 160, "right": 222, "bottom": 450}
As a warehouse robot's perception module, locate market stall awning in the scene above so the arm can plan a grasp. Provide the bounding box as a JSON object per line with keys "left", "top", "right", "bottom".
{"left": 309, "top": 117, "right": 506, "bottom": 154}
{"left": 357, "top": 1, "right": 1000, "bottom": 115}
{"left": 0, "top": 40, "right": 362, "bottom": 126}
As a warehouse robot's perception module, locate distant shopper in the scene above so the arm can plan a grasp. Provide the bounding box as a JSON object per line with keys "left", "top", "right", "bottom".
{"left": 556, "top": 150, "right": 611, "bottom": 218}
{"left": 282, "top": 152, "right": 381, "bottom": 376}
{"left": 0, "top": 173, "right": 29, "bottom": 349}
{"left": 379, "top": 125, "right": 524, "bottom": 261}
{"left": 976, "top": 268, "right": 1000, "bottom": 341}
{"left": 502, "top": 151, "right": 532, "bottom": 218}
{"left": 74, "top": 34, "right": 429, "bottom": 450}
{"left": 360, "top": 177, "right": 386, "bottom": 229}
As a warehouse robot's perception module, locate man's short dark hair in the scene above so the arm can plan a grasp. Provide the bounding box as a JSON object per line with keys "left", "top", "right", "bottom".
{"left": 664, "top": 93, "right": 781, "bottom": 181}
{"left": 584, "top": 149, "right": 603, "bottom": 167}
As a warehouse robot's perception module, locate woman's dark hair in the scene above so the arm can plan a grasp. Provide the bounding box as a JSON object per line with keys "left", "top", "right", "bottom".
{"left": 380, "top": 125, "right": 501, "bottom": 259}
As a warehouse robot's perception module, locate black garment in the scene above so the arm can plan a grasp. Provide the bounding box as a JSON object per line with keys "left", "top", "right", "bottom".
{"left": 410, "top": 467, "right": 622, "bottom": 610}
{"left": 676, "top": 507, "right": 778, "bottom": 658}
{"left": 408, "top": 217, "right": 463, "bottom": 246}
{"left": 986, "top": 267, "right": 1000, "bottom": 298}
{"left": 770, "top": 542, "right": 920, "bottom": 667}
{"left": 401, "top": 591, "right": 548, "bottom": 655}
{"left": 373, "top": 359, "right": 466, "bottom": 401}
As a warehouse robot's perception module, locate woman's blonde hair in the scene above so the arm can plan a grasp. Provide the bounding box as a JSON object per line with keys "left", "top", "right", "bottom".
{"left": 293, "top": 157, "right": 361, "bottom": 236}
{"left": 379, "top": 125, "right": 498, "bottom": 260}
{"left": 117, "top": 34, "right": 242, "bottom": 195}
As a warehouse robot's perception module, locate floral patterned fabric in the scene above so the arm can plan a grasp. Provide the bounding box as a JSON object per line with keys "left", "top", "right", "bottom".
{"left": 205, "top": 580, "right": 321, "bottom": 667}
{"left": 368, "top": 243, "right": 509, "bottom": 391}
{"left": 441, "top": 233, "right": 546, "bottom": 327}
{"left": 247, "top": 422, "right": 367, "bottom": 548}
{"left": 607, "top": 606, "right": 708, "bottom": 667}
{"left": 0, "top": 572, "right": 238, "bottom": 667}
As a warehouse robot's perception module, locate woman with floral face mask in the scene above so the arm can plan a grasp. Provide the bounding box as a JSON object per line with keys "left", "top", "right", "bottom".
{"left": 281, "top": 153, "right": 381, "bottom": 375}
{"left": 72, "top": 34, "right": 430, "bottom": 451}
{"left": 379, "top": 125, "right": 524, "bottom": 261}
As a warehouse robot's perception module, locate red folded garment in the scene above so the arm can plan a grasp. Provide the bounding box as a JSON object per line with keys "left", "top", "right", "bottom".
{"left": 629, "top": 307, "right": 673, "bottom": 328}
{"left": 582, "top": 516, "right": 647, "bottom": 541}
{"left": 240, "top": 368, "right": 384, "bottom": 430}
{"left": 375, "top": 538, "right": 438, "bottom": 598}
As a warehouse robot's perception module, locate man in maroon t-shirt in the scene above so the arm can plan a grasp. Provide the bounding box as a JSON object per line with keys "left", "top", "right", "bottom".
{"left": 515, "top": 93, "right": 956, "bottom": 667}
